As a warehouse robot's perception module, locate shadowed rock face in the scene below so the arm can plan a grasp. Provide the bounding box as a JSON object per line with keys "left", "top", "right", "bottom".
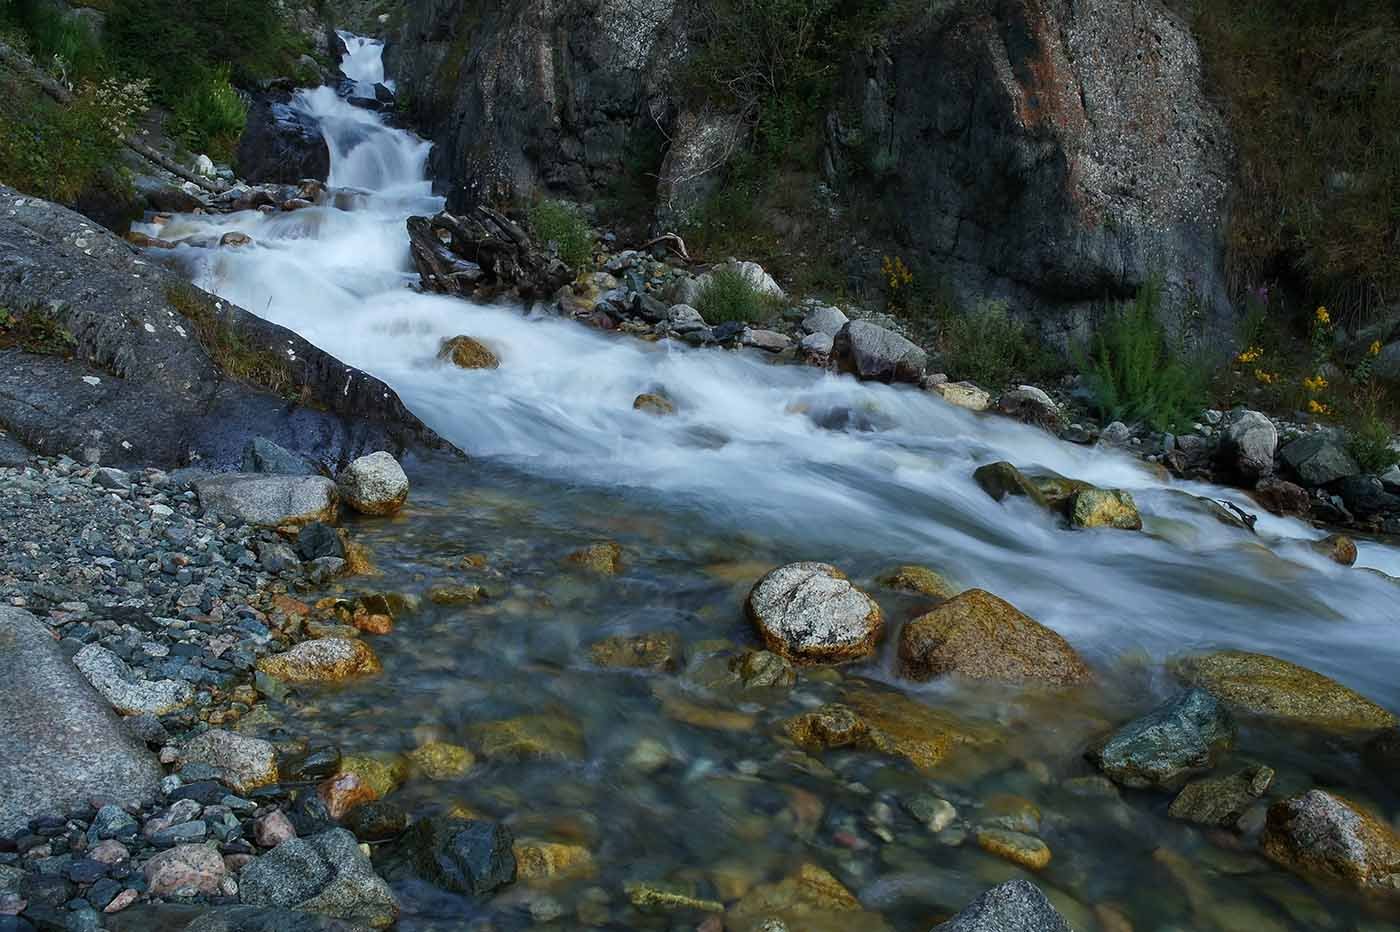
{"left": 0, "top": 608, "right": 163, "bottom": 836}
{"left": 237, "top": 92, "right": 333, "bottom": 185}
{"left": 840, "top": 0, "right": 1232, "bottom": 344}
{"left": 0, "top": 185, "right": 450, "bottom": 469}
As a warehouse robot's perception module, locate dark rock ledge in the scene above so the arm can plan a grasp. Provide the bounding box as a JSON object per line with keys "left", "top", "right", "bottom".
{"left": 0, "top": 185, "right": 453, "bottom": 471}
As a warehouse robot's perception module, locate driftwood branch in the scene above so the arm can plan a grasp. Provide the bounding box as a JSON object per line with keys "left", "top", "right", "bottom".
{"left": 0, "top": 39, "right": 225, "bottom": 195}
{"left": 639, "top": 233, "right": 692, "bottom": 263}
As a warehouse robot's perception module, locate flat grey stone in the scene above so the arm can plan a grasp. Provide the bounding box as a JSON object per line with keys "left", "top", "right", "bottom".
{"left": 0, "top": 608, "right": 162, "bottom": 835}
{"left": 194, "top": 474, "right": 338, "bottom": 526}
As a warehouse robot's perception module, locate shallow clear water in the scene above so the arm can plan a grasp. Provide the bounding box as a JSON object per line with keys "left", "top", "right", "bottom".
{"left": 143, "top": 36, "right": 1400, "bottom": 931}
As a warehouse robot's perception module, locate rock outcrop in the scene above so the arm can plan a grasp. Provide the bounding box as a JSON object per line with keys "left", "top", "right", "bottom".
{"left": 830, "top": 0, "right": 1234, "bottom": 343}
{"left": 236, "top": 92, "right": 332, "bottom": 184}
{"left": 0, "top": 186, "right": 446, "bottom": 469}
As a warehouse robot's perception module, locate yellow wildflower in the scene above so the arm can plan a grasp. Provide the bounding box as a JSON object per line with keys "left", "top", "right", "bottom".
{"left": 1235, "top": 346, "right": 1263, "bottom": 364}
{"left": 1302, "top": 374, "right": 1328, "bottom": 393}
{"left": 1307, "top": 399, "right": 1331, "bottom": 416}
{"left": 1315, "top": 306, "right": 1330, "bottom": 325}
{"left": 1371, "top": 340, "right": 1383, "bottom": 356}
{"left": 1253, "top": 369, "right": 1277, "bottom": 385}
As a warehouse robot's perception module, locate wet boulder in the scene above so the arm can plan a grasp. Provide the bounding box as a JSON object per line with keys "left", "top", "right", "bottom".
{"left": 1088, "top": 689, "right": 1235, "bottom": 789}
{"left": 438, "top": 335, "right": 499, "bottom": 370}
{"left": 898, "top": 588, "right": 1090, "bottom": 685}
{"left": 1168, "top": 765, "right": 1274, "bottom": 828}
{"left": 746, "top": 562, "right": 883, "bottom": 664}
{"left": 932, "top": 879, "right": 1072, "bottom": 932}
{"left": 337, "top": 451, "right": 409, "bottom": 516}
{"left": 1068, "top": 488, "right": 1142, "bottom": 530}
{"left": 1260, "top": 790, "right": 1400, "bottom": 893}
{"left": 1251, "top": 477, "right": 1311, "bottom": 518}
{"left": 1171, "top": 650, "right": 1396, "bottom": 731}
{"left": 236, "top": 92, "right": 331, "bottom": 184}
{"left": 833, "top": 320, "right": 927, "bottom": 384}
{"left": 406, "top": 817, "right": 516, "bottom": 897}
{"left": 239, "top": 828, "right": 399, "bottom": 928}
{"left": 877, "top": 564, "right": 959, "bottom": 599}
{"left": 995, "top": 385, "right": 1062, "bottom": 432}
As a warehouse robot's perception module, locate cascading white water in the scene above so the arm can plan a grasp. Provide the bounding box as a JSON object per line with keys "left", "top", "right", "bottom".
{"left": 337, "top": 30, "right": 394, "bottom": 97}
{"left": 146, "top": 37, "right": 1400, "bottom": 703}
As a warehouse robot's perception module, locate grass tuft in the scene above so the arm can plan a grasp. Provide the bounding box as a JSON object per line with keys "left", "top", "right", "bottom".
{"left": 528, "top": 200, "right": 594, "bottom": 270}
{"left": 695, "top": 266, "right": 780, "bottom": 325}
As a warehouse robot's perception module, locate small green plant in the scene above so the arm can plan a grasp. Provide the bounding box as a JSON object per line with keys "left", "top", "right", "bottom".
{"left": 528, "top": 200, "right": 593, "bottom": 270}
{"left": 1078, "top": 282, "right": 1210, "bottom": 432}
{"left": 695, "top": 266, "right": 778, "bottom": 324}
{"left": 0, "top": 304, "right": 77, "bottom": 355}
{"left": 938, "top": 299, "right": 1049, "bottom": 388}
{"left": 173, "top": 66, "right": 246, "bottom": 161}
{"left": 1348, "top": 392, "right": 1397, "bottom": 474}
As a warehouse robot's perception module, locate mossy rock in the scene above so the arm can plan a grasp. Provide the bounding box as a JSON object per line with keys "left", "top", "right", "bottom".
{"left": 408, "top": 742, "right": 476, "bottom": 780}
{"left": 471, "top": 714, "right": 585, "bottom": 761}
{"left": 439, "top": 335, "right": 499, "bottom": 369}
{"left": 1069, "top": 488, "right": 1142, "bottom": 530}
{"left": 876, "top": 564, "right": 959, "bottom": 599}
{"left": 565, "top": 542, "right": 623, "bottom": 576}
{"left": 633, "top": 392, "right": 676, "bottom": 415}
{"left": 336, "top": 753, "right": 408, "bottom": 799}
{"left": 589, "top": 631, "right": 681, "bottom": 671}
{"left": 1172, "top": 650, "right": 1396, "bottom": 731}
{"left": 898, "top": 589, "right": 1091, "bottom": 685}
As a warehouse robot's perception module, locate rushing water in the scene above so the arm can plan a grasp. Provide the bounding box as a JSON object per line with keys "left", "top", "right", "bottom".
{"left": 141, "top": 36, "right": 1400, "bottom": 931}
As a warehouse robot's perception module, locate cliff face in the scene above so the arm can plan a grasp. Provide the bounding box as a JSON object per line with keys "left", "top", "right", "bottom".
{"left": 835, "top": 0, "right": 1233, "bottom": 342}
{"left": 388, "top": 0, "right": 693, "bottom": 212}
{"left": 388, "top": 0, "right": 1234, "bottom": 341}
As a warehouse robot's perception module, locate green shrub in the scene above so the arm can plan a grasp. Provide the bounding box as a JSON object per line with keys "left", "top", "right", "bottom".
{"left": 3, "top": 0, "right": 108, "bottom": 83}
{"left": 938, "top": 299, "right": 1048, "bottom": 388}
{"left": 173, "top": 66, "right": 246, "bottom": 161}
{"left": 0, "top": 75, "right": 124, "bottom": 203}
{"left": 528, "top": 200, "right": 593, "bottom": 270}
{"left": 1348, "top": 402, "right": 1397, "bottom": 474}
{"left": 1078, "top": 283, "right": 1210, "bottom": 432}
{"left": 695, "top": 266, "right": 778, "bottom": 324}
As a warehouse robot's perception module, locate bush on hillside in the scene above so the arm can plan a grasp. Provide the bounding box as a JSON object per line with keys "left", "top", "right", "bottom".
{"left": 695, "top": 266, "right": 778, "bottom": 324}
{"left": 1078, "top": 283, "right": 1210, "bottom": 433}
{"left": 173, "top": 66, "right": 246, "bottom": 161}
{"left": 0, "top": 73, "right": 126, "bottom": 202}
{"left": 528, "top": 200, "right": 593, "bottom": 270}
{"left": 1, "top": 0, "right": 108, "bottom": 84}
{"left": 937, "top": 299, "right": 1055, "bottom": 389}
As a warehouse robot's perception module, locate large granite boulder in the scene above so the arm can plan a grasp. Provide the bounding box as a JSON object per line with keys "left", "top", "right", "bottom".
{"left": 746, "top": 562, "right": 883, "bottom": 664}
{"left": 0, "top": 608, "right": 162, "bottom": 836}
{"left": 0, "top": 185, "right": 445, "bottom": 469}
{"left": 833, "top": 320, "right": 928, "bottom": 384}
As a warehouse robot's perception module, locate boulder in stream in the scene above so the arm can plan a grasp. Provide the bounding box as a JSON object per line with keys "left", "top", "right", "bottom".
{"left": 932, "top": 879, "right": 1072, "bottom": 932}
{"left": 1068, "top": 488, "right": 1142, "bottom": 530}
{"left": 746, "top": 562, "right": 883, "bottom": 664}
{"left": 1171, "top": 650, "right": 1395, "bottom": 731}
{"left": 438, "top": 335, "right": 500, "bottom": 370}
{"left": 337, "top": 451, "right": 409, "bottom": 516}
{"left": 833, "top": 320, "right": 928, "bottom": 384}
{"left": 1088, "top": 688, "right": 1235, "bottom": 789}
{"left": 898, "top": 589, "right": 1090, "bottom": 685}
{"left": 1260, "top": 790, "right": 1400, "bottom": 894}
{"left": 406, "top": 817, "right": 517, "bottom": 897}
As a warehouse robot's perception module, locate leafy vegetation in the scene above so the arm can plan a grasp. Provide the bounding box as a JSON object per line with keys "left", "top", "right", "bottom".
{"left": 1078, "top": 283, "right": 1209, "bottom": 432}
{"left": 695, "top": 266, "right": 779, "bottom": 324}
{"left": 0, "top": 0, "right": 108, "bottom": 84}
{"left": 528, "top": 200, "right": 594, "bottom": 270}
{"left": 171, "top": 66, "right": 246, "bottom": 161}
{"left": 1348, "top": 399, "right": 1397, "bottom": 474}
{"left": 0, "top": 72, "right": 127, "bottom": 203}
{"left": 1195, "top": 0, "right": 1400, "bottom": 324}
{"left": 936, "top": 299, "right": 1059, "bottom": 389}
{"left": 0, "top": 303, "right": 77, "bottom": 355}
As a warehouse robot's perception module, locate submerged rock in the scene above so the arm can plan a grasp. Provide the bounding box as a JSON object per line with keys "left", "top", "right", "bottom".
{"left": 976, "top": 828, "right": 1052, "bottom": 871}
{"left": 407, "top": 742, "right": 476, "bottom": 780}
{"left": 406, "top": 817, "right": 516, "bottom": 897}
{"left": 746, "top": 562, "right": 883, "bottom": 664}
{"left": 565, "top": 541, "right": 623, "bottom": 576}
{"left": 932, "top": 879, "right": 1072, "bottom": 932}
{"left": 513, "top": 841, "right": 597, "bottom": 884}
{"left": 256, "top": 638, "right": 383, "bottom": 684}
{"left": 589, "top": 631, "right": 681, "bottom": 671}
{"left": 1260, "top": 790, "right": 1400, "bottom": 893}
{"left": 1168, "top": 765, "right": 1274, "bottom": 828}
{"left": 973, "top": 461, "right": 1049, "bottom": 507}
{"left": 239, "top": 828, "right": 399, "bottom": 928}
{"left": 1171, "top": 650, "right": 1396, "bottom": 731}
{"left": 1312, "top": 533, "right": 1358, "bottom": 567}
{"left": 472, "top": 714, "right": 585, "bottom": 761}
{"left": 898, "top": 589, "right": 1090, "bottom": 685}
{"left": 728, "top": 862, "right": 890, "bottom": 932}
{"left": 876, "top": 564, "right": 958, "bottom": 599}
{"left": 438, "top": 335, "right": 500, "bottom": 370}
{"left": 1088, "top": 689, "right": 1235, "bottom": 789}
{"left": 337, "top": 451, "right": 409, "bottom": 516}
